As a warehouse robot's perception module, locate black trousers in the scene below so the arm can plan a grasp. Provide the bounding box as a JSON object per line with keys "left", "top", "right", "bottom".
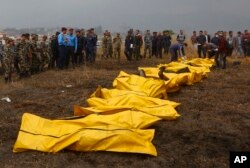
{"left": 58, "top": 45, "right": 67, "bottom": 69}
{"left": 65, "top": 46, "right": 75, "bottom": 68}
{"left": 197, "top": 44, "right": 206, "bottom": 58}
{"left": 124, "top": 47, "right": 133, "bottom": 61}
{"left": 75, "top": 48, "right": 84, "bottom": 65}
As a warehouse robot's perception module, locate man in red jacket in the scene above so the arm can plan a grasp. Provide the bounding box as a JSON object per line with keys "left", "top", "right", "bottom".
{"left": 217, "top": 32, "right": 228, "bottom": 69}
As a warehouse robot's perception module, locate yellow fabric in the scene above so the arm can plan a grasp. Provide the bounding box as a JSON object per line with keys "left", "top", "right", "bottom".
{"left": 13, "top": 58, "right": 214, "bottom": 156}
{"left": 139, "top": 59, "right": 214, "bottom": 92}
{"left": 13, "top": 113, "right": 157, "bottom": 156}
{"left": 187, "top": 58, "right": 214, "bottom": 68}
{"left": 113, "top": 71, "right": 167, "bottom": 99}
{"left": 78, "top": 89, "right": 180, "bottom": 120}
{"left": 90, "top": 86, "right": 149, "bottom": 99}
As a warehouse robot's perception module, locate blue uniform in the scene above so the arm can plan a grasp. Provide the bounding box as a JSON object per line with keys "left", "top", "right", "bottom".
{"left": 67, "top": 34, "right": 77, "bottom": 52}
{"left": 58, "top": 33, "right": 68, "bottom": 69}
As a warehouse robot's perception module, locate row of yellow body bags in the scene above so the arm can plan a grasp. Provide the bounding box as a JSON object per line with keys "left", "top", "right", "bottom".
{"left": 13, "top": 58, "right": 214, "bottom": 156}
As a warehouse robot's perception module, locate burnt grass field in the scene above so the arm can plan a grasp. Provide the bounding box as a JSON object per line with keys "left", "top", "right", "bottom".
{"left": 0, "top": 56, "right": 249, "bottom": 168}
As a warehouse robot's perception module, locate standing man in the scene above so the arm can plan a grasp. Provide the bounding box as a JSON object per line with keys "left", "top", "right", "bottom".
{"left": 143, "top": 30, "right": 152, "bottom": 58}
{"left": 134, "top": 30, "right": 143, "bottom": 60}
{"left": 217, "top": 33, "right": 228, "bottom": 69}
{"left": 124, "top": 31, "right": 134, "bottom": 61}
{"left": 2, "top": 38, "right": 15, "bottom": 83}
{"left": 190, "top": 31, "right": 197, "bottom": 56}
{"left": 177, "top": 29, "right": 186, "bottom": 45}
{"left": 107, "top": 32, "right": 113, "bottom": 59}
{"left": 50, "top": 32, "right": 60, "bottom": 69}
{"left": 233, "top": 31, "right": 244, "bottom": 58}
{"left": 75, "top": 29, "right": 85, "bottom": 66}
{"left": 191, "top": 31, "right": 197, "bottom": 46}
{"left": 177, "top": 29, "right": 186, "bottom": 57}
{"left": 196, "top": 30, "right": 207, "bottom": 58}
{"left": 162, "top": 31, "right": 171, "bottom": 55}
{"left": 102, "top": 31, "right": 108, "bottom": 59}
{"left": 91, "top": 28, "right": 98, "bottom": 62}
{"left": 40, "top": 35, "right": 50, "bottom": 71}
{"left": 30, "top": 34, "right": 41, "bottom": 74}
{"left": 58, "top": 27, "right": 68, "bottom": 69}
{"left": 204, "top": 31, "right": 211, "bottom": 43}
{"left": 86, "top": 29, "right": 96, "bottom": 63}
{"left": 242, "top": 29, "right": 250, "bottom": 56}
{"left": 0, "top": 39, "right": 4, "bottom": 69}
{"left": 113, "top": 33, "right": 122, "bottom": 61}
{"left": 19, "top": 34, "right": 32, "bottom": 78}
{"left": 226, "top": 31, "right": 234, "bottom": 56}
{"left": 156, "top": 32, "right": 163, "bottom": 59}
{"left": 211, "top": 32, "right": 220, "bottom": 46}
{"left": 17, "top": 34, "right": 27, "bottom": 78}
{"left": 66, "top": 28, "right": 77, "bottom": 69}
{"left": 152, "top": 32, "right": 158, "bottom": 58}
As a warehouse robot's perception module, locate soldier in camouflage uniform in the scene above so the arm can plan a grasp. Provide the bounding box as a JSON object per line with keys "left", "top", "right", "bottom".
{"left": 113, "top": 33, "right": 122, "bottom": 61}
{"left": 0, "top": 40, "right": 4, "bottom": 69}
{"left": 13, "top": 38, "right": 21, "bottom": 74}
{"left": 40, "top": 35, "right": 50, "bottom": 71}
{"left": 2, "top": 38, "right": 15, "bottom": 83}
{"left": 30, "top": 34, "right": 41, "bottom": 74}
{"left": 102, "top": 32, "right": 108, "bottom": 59}
{"left": 18, "top": 34, "right": 32, "bottom": 78}
{"left": 107, "top": 32, "right": 113, "bottom": 58}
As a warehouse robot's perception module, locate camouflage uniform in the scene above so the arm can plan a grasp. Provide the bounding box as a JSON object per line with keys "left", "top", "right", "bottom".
{"left": 30, "top": 36, "right": 41, "bottom": 74}
{"left": 18, "top": 41, "right": 32, "bottom": 78}
{"left": 102, "top": 35, "right": 108, "bottom": 58}
{"left": 113, "top": 35, "right": 122, "bottom": 60}
{"left": 39, "top": 40, "right": 50, "bottom": 71}
{"left": 2, "top": 45, "right": 15, "bottom": 83}
{"left": 0, "top": 41, "right": 4, "bottom": 69}
{"left": 107, "top": 35, "right": 113, "bottom": 58}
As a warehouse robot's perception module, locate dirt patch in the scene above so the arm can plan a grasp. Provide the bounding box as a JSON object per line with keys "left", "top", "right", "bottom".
{"left": 0, "top": 57, "right": 249, "bottom": 168}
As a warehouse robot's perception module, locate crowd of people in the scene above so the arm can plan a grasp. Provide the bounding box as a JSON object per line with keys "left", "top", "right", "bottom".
{"left": 0, "top": 27, "right": 249, "bottom": 84}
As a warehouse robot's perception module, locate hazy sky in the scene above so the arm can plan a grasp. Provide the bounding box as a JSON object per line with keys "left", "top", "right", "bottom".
{"left": 0, "top": 0, "right": 249, "bottom": 33}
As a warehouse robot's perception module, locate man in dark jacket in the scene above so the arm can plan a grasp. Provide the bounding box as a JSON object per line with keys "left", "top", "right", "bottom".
{"left": 156, "top": 32, "right": 163, "bottom": 58}
{"left": 217, "top": 33, "right": 228, "bottom": 69}
{"left": 196, "top": 30, "right": 206, "bottom": 58}
{"left": 152, "top": 32, "right": 158, "bottom": 58}
{"left": 75, "top": 29, "right": 85, "bottom": 66}
{"left": 124, "top": 31, "right": 134, "bottom": 61}
{"left": 211, "top": 32, "right": 220, "bottom": 46}
{"left": 50, "top": 32, "right": 60, "bottom": 69}
{"left": 162, "top": 31, "right": 172, "bottom": 55}
{"left": 133, "top": 30, "right": 143, "bottom": 60}
{"left": 86, "top": 29, "right": 96, "bottom": 63}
